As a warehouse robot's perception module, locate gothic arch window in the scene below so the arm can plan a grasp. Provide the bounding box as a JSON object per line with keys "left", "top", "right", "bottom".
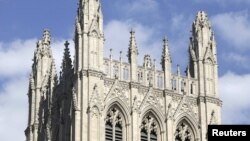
{"left": 138, "top": 71, "right": 143, "bottom": 83}
{"left": 113, "top": 65, "right": 119, "bottom": 78}
{"left": 172, "top": 79, "right": 177, "bottom": 90}
{"left": 157, "top": 75, "right": 163, "bottom": 89}
{"left": 123, "top": 67, "right": 129, "bottom": 81}
{"left": 140, "top": 113, "right": 161, "bottom": 141}
{"left": 104, "top": 63, "right": 109, "bottom": 75}
{"left": 181, "top": 79, "right": 186, "bottom": 93}
{"left": 206, "top": 58, "right": 214, "bottom": 79}
{"left": 205, "top": 58, "right": 214, "bottom": 94}
{"left": 105, "top": 106, "right": 126, "bottom": 141}
{"left": 175, "top": 120, "right": 195, "bottom": 141}
{"left": 90, "top": 31, "right": 99, "bottom": 68}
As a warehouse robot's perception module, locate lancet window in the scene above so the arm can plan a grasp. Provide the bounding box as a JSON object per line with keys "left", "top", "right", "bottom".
{"left": 140, "top": 114, "right": 160, "bottom": 141}
{"left": 175, "top": 120, "right": 195, "bottom": 141}
{"left": 123, "top": 67, "right": 129, "bottom": 80}
{"left": 157, "top": 76, "right": 163, "bottom": 89}
{"left": 105, "top": 107, "right": 125, "bottom": 141}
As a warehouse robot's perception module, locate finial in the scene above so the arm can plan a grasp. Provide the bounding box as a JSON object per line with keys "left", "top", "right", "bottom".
{"left": 42, "top": 29, "right": 51, "bottom": 45}
{"left": 153, "top": 59, "right": 156, "bottom": 70}
{"left": 119, "top": 51, "right": 122, "bottom": 61}
{"left": 163, "top": 36, "right": 168, "bottom": 45}
{"left": 186, "top": 66, "right": 190, "bottom": 78}
{"left": 177, "top": 64, "right": 180, "bottom": 76}
{"left": 64, "top": 41, "right": 70, "bottom": 47}
{"left": 109, "top": 48, "right": 113, "bottom": 59}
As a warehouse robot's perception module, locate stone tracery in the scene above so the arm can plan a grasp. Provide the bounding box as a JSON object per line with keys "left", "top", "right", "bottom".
{"left": 105, "top": 107, "right": 125, "bottom": 141}
{"left": 175, "top": 120, "right": 195, "bottom": 141}
{"left": 140, "top": 114, "right": 160, "bottom": 141}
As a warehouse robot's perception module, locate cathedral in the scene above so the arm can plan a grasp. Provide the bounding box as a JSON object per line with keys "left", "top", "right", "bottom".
{"left": 25, "top": 0, "right": 222, "bottom": 141}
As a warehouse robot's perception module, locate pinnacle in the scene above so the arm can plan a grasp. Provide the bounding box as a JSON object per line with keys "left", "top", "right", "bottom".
{"left": 161, "top": 36, "right": 171, "bottom": 61}
{"left": 129, "top": 29, "right": 137, "bottom": 50}
{"left": 42, "top": 29, "right": 51, "bottom": 45}
{"left": 61, "top": 41, "right": 73, "bottom": 74}
{"left": 193, "top": 11, "right": 211, "bottom": 29}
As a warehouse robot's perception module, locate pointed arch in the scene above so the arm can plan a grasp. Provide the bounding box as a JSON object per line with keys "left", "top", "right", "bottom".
{"left": 104, "top": 97, "right": 130, "bottom": 124}
{"left": 174, "top": 113, "right": 200, "bottom": 141}
{"left": 140, "top": 106, "right": 165, "bottom": 141}
{"left": 104, "top": 99, "right": 130, "bottom": 141}
{"left": 140, "top": 105, "right": 165, "bottom": 130}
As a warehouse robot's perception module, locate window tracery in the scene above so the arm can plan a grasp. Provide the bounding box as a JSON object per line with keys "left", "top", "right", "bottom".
{"left": 175, "top": 120, "right": 195, "bottom": 141}
{"left": 105, "top": 107, "right": 125, "bottom": 141}
{"left": 140, "top": 114, "right": 159, "bottom": 141}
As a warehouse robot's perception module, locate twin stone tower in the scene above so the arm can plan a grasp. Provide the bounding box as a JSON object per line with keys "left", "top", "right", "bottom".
{"left": 25, "top": 0, "right": 222, "bottom": 141}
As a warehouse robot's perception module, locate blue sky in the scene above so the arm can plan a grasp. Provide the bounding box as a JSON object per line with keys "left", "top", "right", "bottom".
{"left": 0, "top": 0, "right": 250, "bottom": 140}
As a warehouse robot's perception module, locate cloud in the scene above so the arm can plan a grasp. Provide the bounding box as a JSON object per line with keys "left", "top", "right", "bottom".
{"left": 104, "top": 20, "right": 162, "bottom": 66}
{"left": 212, "top": 11, "right": 250, "bottom": 49}
{"left": 0, "top": 39, "right": 37, "bottom": 78}
{"left": 0, "top": 77, "right": 28, "bottom": 141}
{"left": 219, "top": 71, "right": 250, "bottom": 124}
{"left": 0, "top": 38, "right": 74, "bottom": 79}
{"left": 222, "top": 52, "right": 250, "bottom": 69}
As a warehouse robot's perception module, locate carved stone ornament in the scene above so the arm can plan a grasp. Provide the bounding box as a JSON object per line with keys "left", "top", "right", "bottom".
{"left": 175, "top": 121, "right": 195, "bottom": 141}
{"left": 174, "top": 96, "right": 198, "bottom": 122}
{"left": 139, "top": 87, "right": 164, "bottom": 113}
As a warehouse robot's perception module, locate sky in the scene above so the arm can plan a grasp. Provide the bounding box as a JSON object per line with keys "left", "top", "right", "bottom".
{"left": 0, "top": 0, "right": 250, "bottom": 140}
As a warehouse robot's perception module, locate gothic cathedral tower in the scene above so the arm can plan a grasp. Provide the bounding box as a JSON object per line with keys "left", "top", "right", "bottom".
{"left": 25, "top": 1, "right": 221, "bottom": 141}
{"left": 188, "top": 11, "right": 221, "bottom": 141}
{"left": 73, "top": 0, "right": 105, "bottom": 141}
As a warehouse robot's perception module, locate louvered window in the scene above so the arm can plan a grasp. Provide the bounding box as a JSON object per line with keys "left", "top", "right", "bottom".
{"left": 105, "top": 121, "right": 113, "bottom": 141}
{"left": 150, "top": 130, "right": 157, "bottom": 141}
{"left": 105, "top": 107, "right": 124, "bottom": 141}
{"left": 141, "top": 128, "right": 147, "bottom": 141}
{"left": 115, "top": 123, "right": 122, "bottom": 141}
{"left": 141, "top": 115, "right": 159, "bottom": 141}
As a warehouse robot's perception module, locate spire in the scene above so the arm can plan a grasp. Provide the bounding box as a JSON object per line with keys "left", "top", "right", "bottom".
{"left": 193, "top": 11, "right": 211, "bottom": 31}
{"left": 161, "top": 36, "right": 171, "bottom": 70}
{"left": 177, "top": 64, "right": 180, "bottom": 76}
{"left": 34, "top": 29, "right": 53, "bottom": 59}
{"left": 128, "top": 29, "right": 138, "bottom": 63}
{"left": 191, "top": 11, "right": 215, "bottom": 56}
{"left": 42, "top": 29, "right": 51, "bottom": 45}
{"left": 61, "top": 41, "right": 73, "bottom": 73}
{"left": 60, "top": 41, "right": 73, "bottom": 84}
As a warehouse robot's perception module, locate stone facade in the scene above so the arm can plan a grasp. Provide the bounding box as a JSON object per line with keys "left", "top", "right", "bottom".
{"left": 25, "top": 0, "right": 222, "bottom": 141}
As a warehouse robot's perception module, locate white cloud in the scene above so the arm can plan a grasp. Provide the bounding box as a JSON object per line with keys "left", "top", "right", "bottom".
{"left": 104, "top": 20, "right": 162, "bottom": 66}
{"left": 222, "top": 52, "right": 250, "bottom": 69}
{"left": 0, "top": 38, "right": 74, "bottom": 78}
{"left": 219, "top": 71, "right": 250, "bottom": 124}
{"left": 0, "top": 39, "right": 37, "bottom": 78}
{"left": 0, "top": 77, "right": 28, "bottom": 141}
{"left": 212, "top": 11, "right": 250, "bottom": 49}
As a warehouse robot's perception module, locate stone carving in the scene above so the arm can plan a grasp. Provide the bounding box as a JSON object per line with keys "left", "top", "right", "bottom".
{"left": 72, "top": 87, "right": 80, "bottom": 111}
{"left": 105, "top": 107, "right": 123, "bottom": 125}
{"left": 209, "top": 110, "right": 217, "bottom": 125}
{"left": 89, "top": 84, "right": 104, "bottom": 112}
{"left": 140, "top": 114, "right": 158, "bottom": 134}
{"left": 105, "top": 80, "right": 129, "bottom": 107}
{"left": 174, "top": 96, "right": 198, "bottom": 122}
{"left": 175, "top": 121, "right": 194, "bottom": 141}
{"left": 139, "top": 87, "right": 164, "bottom": 113}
